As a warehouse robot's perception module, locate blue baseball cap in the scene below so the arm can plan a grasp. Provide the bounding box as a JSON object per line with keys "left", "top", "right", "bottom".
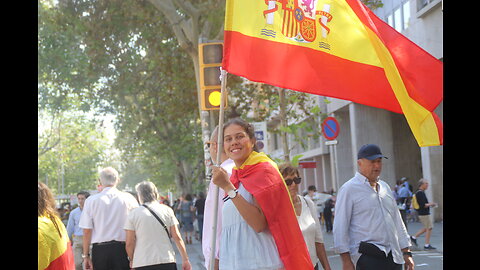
{"left": 357, "top": 144, "right": 388, "bottom": 160}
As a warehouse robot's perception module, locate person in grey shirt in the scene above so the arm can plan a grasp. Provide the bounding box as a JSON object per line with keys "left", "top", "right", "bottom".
{"left": 333, "top": 144, "right": 415, "bottom": 270}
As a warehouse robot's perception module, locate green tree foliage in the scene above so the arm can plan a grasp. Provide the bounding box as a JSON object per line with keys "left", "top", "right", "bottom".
{"left": 39, "top": 0, "right": 204, "bottom": 194}
{"left": 38, "top": 111, "right": 112, "bottom": 194}
{"left": 38, "top": 0, "right": 382, "bottom": 195}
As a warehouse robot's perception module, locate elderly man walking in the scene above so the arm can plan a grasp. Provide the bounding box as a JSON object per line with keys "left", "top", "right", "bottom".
{"left": 79, "top": 167, "right": 139, "bottom": 270}
{"left": 333, "top": 144, "right": 415, "bottom": 270}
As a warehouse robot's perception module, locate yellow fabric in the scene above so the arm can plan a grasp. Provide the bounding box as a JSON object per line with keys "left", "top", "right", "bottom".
{"left": 224, "top": 0, "right": 441, "bottom": 147}
{"left": 236, "top": 150, "right": 278, "bottom": 170}
{"left": 225, "top": 0, "right": 383, "bottom": 67}
{"left": 38, "top": 216, "right": 69, "bottom": 270}
{"left": 235, "top": 151, "right": 295, "bottom": 206}
{"left": 364, "top": 26, "right": 441, "bottom": 146}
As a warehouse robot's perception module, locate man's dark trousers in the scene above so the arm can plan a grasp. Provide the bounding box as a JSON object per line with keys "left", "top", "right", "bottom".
{"left": 356, "top": 252, "right": 402, "bottom": 270}
{"left": 92, "top": 240, "right": 130, "bottom": 270}
{"left": 356, "top": 242, "right": 402, "bottom": 270}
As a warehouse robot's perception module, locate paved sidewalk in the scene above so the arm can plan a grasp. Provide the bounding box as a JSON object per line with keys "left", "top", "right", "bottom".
{"left": 174, "top": 237, "right": 207, "bottom": 270}
{"left": 175, "top": 220, "right": 443, "bottom": 269}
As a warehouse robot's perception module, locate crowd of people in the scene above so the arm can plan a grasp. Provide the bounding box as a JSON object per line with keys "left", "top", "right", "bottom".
{"left": 39, "top": 117, "right": 438, "bottom": 270}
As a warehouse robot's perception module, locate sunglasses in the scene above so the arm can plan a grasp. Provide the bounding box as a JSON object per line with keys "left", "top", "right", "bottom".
{"left": 285, "top": 177, "right": 302, "bottom": 186}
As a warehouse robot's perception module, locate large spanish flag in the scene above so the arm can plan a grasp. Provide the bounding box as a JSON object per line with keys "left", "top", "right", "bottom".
{"left": 230, "top": 151, "right": 313, "bottom": 269}
{"left": 38, "top": 216, "right": 75, "bottom": 270}
{"left": 223, "top": 0, "right": 443, "bottom": 147}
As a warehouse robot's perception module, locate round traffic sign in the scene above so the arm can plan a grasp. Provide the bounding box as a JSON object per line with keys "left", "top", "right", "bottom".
{"left": 322, "top": 117, "right": 340, "bottom": 140}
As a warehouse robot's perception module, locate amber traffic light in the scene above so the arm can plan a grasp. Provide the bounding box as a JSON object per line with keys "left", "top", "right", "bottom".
{"left": 199, "top": 42, "right": 227, "bottom": 110}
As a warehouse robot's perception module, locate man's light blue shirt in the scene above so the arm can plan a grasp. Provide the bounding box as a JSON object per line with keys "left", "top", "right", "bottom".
{"left": 333, "top": 172, "right": 411, "bottom": 265}
{"left": 66, "top": 206, "right": 83, "bottom": 240}
{"left": 397, "top": 183, "right": 412, "bottom": 198}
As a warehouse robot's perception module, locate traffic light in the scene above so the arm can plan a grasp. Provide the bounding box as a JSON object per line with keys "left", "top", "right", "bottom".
{"left": 199, "top": 42, "right": 227, "bottom": 110}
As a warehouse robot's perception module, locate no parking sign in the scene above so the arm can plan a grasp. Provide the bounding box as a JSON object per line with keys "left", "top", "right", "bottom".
{"left": 322, "top": 117, "right": 340, "bottom": 140}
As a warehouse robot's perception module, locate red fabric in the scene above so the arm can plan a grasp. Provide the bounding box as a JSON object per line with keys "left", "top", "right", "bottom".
{"left": 222, "top": 0, "right": 443, "bottom": 146}
{"left": 346, "top": 0, "right": 443, "bottom": 112}
{"left": 45, "top": 243, "right": 75, "bottom": 270}
{"left": 231, "top": 160, "right": 313, "bottom": 270}
{"left": 223, "top": 30, "right": 403, "bottom": 114}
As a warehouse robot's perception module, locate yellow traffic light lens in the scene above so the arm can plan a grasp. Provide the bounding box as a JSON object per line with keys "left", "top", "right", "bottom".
{"left": 208, "top": 91, "right": 221, "bottom": 107}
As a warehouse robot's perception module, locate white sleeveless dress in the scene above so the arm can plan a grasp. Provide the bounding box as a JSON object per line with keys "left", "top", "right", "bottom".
{"left": 219, "top": 183, "right": 284, "bottom": 270}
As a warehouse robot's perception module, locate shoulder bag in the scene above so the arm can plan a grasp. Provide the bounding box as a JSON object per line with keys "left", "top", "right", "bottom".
{"left": 142, "top": 204, "right": 171, "bottom": 239}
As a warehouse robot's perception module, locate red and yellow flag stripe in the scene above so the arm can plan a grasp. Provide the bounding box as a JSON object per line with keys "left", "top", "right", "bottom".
{"left": 38, "top": 216, "right": 75, "bottom": 270}
{"left": 223, "top": 0, "right": 443, "bottom": 146}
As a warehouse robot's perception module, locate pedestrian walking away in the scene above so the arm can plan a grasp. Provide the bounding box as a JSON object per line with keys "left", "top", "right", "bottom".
{"left": 333, "top": 144, "right": 414, "bottom": 270}
{"left": 193, "top": 192, "right": 205, "bottom": 242}
{"left": 396, "top": 177, "right": 412, "bottom": 230}
{"left": 178, "top": 194, "right": 195, "bottom": 245}
{"left": 323, "top": 196, "right": 335, "bottom": 233}
{"left": 125, "top": 181, "right": 191, "bottom": 270}
{"left": 79, "top": 167, "right": 139, "bottom": 270}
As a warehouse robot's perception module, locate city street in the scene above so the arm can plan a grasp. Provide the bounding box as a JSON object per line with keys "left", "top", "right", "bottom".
{"left": 175, "top": 221, "right": 443, "bottom": 269}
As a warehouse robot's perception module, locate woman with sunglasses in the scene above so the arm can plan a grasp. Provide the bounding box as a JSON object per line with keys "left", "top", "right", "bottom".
{"left": 279, "top": 164, "right": 332, "bottom": 270}
{"left": 211, "top": 118, "right": 312, "bottom": 270}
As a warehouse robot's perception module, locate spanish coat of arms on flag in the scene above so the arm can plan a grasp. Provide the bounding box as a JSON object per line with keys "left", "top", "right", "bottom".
{"left": 223, "top": 0, "right": 443, "bottom": 147}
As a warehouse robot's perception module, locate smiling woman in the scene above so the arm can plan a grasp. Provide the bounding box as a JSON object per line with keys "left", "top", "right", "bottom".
{"left": 210, "top": 118, "right": 312, "bottom": 270}
{"left": 222, "top": 118, "right": 259, "bottom": 168}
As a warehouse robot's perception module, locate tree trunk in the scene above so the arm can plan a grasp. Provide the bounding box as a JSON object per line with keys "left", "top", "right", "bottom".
{"left": 149, "top": 0, "right": 212, "bottom": 184}
{"left": 278, "top": 88, "right": 290, "bottom": 162}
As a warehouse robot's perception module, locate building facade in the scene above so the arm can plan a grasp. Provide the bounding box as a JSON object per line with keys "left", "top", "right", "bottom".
{"left": 266, "top": 0, "right": 443, "bottom": 221}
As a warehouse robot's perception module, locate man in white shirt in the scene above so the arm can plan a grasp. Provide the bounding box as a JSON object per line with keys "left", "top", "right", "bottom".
{"left": 202, "top": 126, "right": 234, "bottom": 270}
{"left": 333, "top": 144, "right": 414, "bottom": 270}
{"left": 79, "top": 167, "right": 139, "bottom": 270}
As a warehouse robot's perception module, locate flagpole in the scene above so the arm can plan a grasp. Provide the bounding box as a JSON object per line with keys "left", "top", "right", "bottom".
{"left": 208, "top": 67, "right": 228, "bottom": 270}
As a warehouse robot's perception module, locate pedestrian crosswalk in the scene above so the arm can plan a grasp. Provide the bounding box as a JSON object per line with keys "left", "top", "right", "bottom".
{"left": 413, "top": 250, "right": 443, "bottom": 259}
{"left": 326, "top": 250, "right": 443, "bottom": 260}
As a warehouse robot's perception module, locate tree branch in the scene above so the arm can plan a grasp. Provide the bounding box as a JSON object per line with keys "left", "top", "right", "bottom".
{"left": 147, "top": 0, "right": 198, "bottom": 56}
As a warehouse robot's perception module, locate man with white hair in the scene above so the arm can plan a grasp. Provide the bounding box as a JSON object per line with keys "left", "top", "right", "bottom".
{"left": 333, "top": 144, "right": 414, "bottom": 270}
{"left": 79, "top": 167, "right": 139, "bottom": 270}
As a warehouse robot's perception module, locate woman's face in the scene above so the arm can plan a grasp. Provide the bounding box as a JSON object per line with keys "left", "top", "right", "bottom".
{"left": 223, "top": 124, "right": 255, "bottom": 167}
{"left": 284, "top": 172, "right": 299, "bottom": 198}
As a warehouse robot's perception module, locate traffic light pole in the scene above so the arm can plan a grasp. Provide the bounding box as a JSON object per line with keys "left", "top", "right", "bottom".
{"left": 208, "top": 68, "right": 228, "bottom": 270}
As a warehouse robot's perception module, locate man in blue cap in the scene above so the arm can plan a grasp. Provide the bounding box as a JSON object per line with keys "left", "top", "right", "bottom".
{"left": 333, "top": 144, "right": 415, "bottom": 270}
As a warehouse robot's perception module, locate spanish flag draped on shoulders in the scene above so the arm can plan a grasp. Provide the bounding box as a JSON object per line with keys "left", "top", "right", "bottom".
{"left": 38, "top": 215, "right": 75, "bottom": 270}
{"left": 230, "top": 151, "right": 312, "bottom": 269}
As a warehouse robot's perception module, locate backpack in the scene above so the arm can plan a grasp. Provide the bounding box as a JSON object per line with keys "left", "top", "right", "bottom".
{"left": 411, "top": 192, "right": 420, "bottom": 210}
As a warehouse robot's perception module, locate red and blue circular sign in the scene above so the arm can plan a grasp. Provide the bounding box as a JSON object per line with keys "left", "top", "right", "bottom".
{"left": 322, "top": 117, "right": 340, "bottom": 140}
